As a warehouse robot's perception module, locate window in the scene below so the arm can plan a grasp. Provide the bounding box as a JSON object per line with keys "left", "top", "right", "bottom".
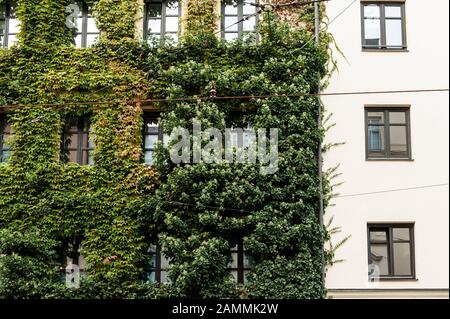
{"left": 368, "top": 224, "right": 415, "bottom": 279}
{"left": 227, "top": 238, "right": 256, "bottom": 283}
{"left": 361, "top": 2, "right": 406, "bottom": 50}
{"left": 0, "top": 114, "right": 11, "bottom": 163}
{"left": 222, "top": 0, "right": 259, "bottom": 41}
{"left": 73, "top": 1, "right": 100, "bottom": 48}
{"left": 61, "top": 116, "right": 94, "bottom": 165}
{"left": 147, "top": 244, "right": 170, "bottom": 283}
{"left": 365, "top": 107, "right": 411, "bottom": 159}
{"left": 143, "top": 115, "right": 163, "bottom": 165}
{"left": 0, "top": 2, "right": 18, "bottom": 48}
{"left": 144, "top": 0, "right": 181, "bottom": 43}
{"left": 62, "top": 238, "right": 87, "bottom": 289}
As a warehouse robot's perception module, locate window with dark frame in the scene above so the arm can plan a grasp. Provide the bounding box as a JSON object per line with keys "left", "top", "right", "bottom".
{"left": 147, "top": 244, "right": 171, "bottom": 283}
{"left": 227, "top": 237, "right": 256, "bottom": 284}
{"left": 143, "top": 115, "right": 163, "bottom": 165}
{"left": 365, "top": 107, "right": 411, "bottom": 159}
{"left": 144, "top": 0, "right": 181, "bottom": 43}
{"left": 368, "top": 224, "right": 415, "bottom": 279}
{"left": 61, "top": 237, "right": 87, "bottom": 289}
{"left": 74, "top": 1, "right": 100, "bottom": 48}
{"left": 221, "top": 0, "right": 259, "bottom": 41}
{"left": 0, "top": 114, "right": 11, "bottom": 163}
{"left": 0, "top": 2, "right": 18, "bottom": 48}
{"left": 361, "top": 2, "right": 406, "bottom": 50}
{"left": 61, "top": 116, "right": 94, "bottom": 165}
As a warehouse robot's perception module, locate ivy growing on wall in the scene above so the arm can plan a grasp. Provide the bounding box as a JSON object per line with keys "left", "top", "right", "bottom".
{"left": 0, "top": 0, "right": 333, "bottom": 299}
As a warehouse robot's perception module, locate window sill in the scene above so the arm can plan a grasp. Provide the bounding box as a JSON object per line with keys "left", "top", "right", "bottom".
{"left": 370, "top": 277, "right": 418, "bottom": 282}
{"left": 366, "top": 158, "right": 414, "bottom": 162}
{"left": 362, "top": 48, "right": 409, "bottom": 53}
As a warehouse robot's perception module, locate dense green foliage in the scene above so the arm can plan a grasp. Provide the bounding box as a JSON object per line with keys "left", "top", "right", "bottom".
{"left": 0, "top": 0, "right": 332, "bottom": 298}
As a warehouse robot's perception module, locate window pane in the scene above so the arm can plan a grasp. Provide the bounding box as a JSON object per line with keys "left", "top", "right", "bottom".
{"left": 68, "top": 150, "right": 78, "bottom": 163}
{"left": 370, "top": 244, "right": 390, "bottom": 276}
{"left": 75, "top": 34, "right": 82, "bottom": 48}
{"left": 229, "top": 239, "right": 238, "bottom": 251}
{"left": 368, "top": 125, "right": 385, "bottom": 153}
{"left": 385, "top": 19, "right": 403, "bottom": 47}
{"left": 147, "top": 271, "right": 156, "bottom": 283}
{"left": 9, "top": 17, "right": 19, "bottom": 34}
{"left": 230, "top": 270, "right": 238, "bottom": 282}
{"left": 145, "top": 134, "right": 159, "bottom": 149}
{"left": 243, "top": 3, "right": 255, "bottom": 15}
{"left": 7, "top": 34, "right": 17, "bottom": 47}
{"left": 393, "top": 243, "right": 412, "bottom": 276}
{"left": 364, "top": 19, "right": 381, "bottom": 46}
{"left": 393, "top": 228, "right": 410, "bottom": 242}
{"left": 148, "top": 19, "right": 161, "bottom": 34}
{"left": 0, "top": 20, "right": 5, "bottom": 45}
{"left": 244, "top": 270, "right": 251, "bottom": 283}
{"left": 76, "top": 16, "right": 83, "bottom": 32}
{"left": 68, "top": 133, "right": 79, "bottom": 149}
{"left": 85, "top": 34, "right": 98, "bottom": 47}
{"left": 149, "top": 254, "right": 157, "bottom": 268}
{"left": 166, "top": 33, "right": 178, "bottom": 43}
{"left": 225, "top": 5, "right": 238, "bottom": 15}
{"left": 227, "top": 252, "right": 238, "bottom": 268}
{"left": 165, "top": 16, "right": 179, "bottom": 33}
{"left": 225, "top": 16, "right": 238, "bottom": 32}
{"left": 389, "top": 111, "right": 406, "bottom": 124}
{"left": 225, "top": 33, "right": 239, "bottom": 41}
{"left": 87, "top": 17, "right": 98, "bottom": 33}
{"left": 385, "top": 6, "right": 402, "bottom": 18}
{"left": 244, "top": 253, "right": 256, "bottom": 268}
{"left": 389, "top": 126, "right": 407, "bottom": 154}
{"left": 166, "top": 2, "right": 179, "bottom": 15}
{"left": 243, "top": 16, "right": 256, "bottom": 32}
{"left": 370, "top": 231, "right": 387, "bottom": 243}
{"left": 364, "top": 5, "right": 380, "bottom": 18}
{"left": 148, "top": 4, "right": 162, "bottom": 17}
{"left": 144, "top": 150, "right": 154, "bottom": 165}
{"left": 368, "top": 112, "right": 385, "bottom": 124}
{"left": 161, "top": 255, "right": 170, "bottom": 269}
{"left": 161, "top": 271, "right": 169, "bottom": 283}
{"left": 87, "top": 150, "right": 94, "bottom": 165}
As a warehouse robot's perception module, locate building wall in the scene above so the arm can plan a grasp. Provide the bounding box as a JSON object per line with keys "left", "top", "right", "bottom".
{"left": 323, "top": 0, "right": 449, "bottom": 298}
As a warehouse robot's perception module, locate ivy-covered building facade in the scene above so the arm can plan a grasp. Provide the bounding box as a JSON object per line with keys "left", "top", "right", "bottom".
{"left": 0, "top": 0, "right": 333, "bottom": 298}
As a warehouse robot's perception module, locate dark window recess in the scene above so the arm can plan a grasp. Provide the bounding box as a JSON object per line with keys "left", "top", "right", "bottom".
{"left": 143, "top": 115, "right": 163, "bottom": 165}
{"left": 144, "top": 0, "right": 181, "bottom": 43}
{"left": 368, "top": 224, "right": 415, "bottom": 279}
{"left": 0, "top": 2, "right": 18, "bottom": 48}
{"left": 147, "top": 244, "right": 171, "bottom": 283}
{"left": 227, "top": 237, "right": 256, "bottom": 284}
{"left": 61, "top": 116, "right": 94, "bottom": 165}
{"left": 221, "top": 0, "right": 259, "bottom": 41}
{"left": 361, "top": 2, "right": 407, "bottom": 50}
{"left": 73, "top": 1, "right": 100, "bottom": 48}
{"left": 0, "top": 114, "right": 11, "bottom": 163}
{"left": 365, "top": 107, "right": 411, "bottom": 159}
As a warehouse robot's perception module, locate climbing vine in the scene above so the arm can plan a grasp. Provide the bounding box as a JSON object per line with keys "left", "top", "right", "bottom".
{"left": 0, "top": 0, "right": 333, "bottom": 299}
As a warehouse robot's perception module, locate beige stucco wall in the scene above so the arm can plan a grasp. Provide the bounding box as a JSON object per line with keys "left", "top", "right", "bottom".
{"left": 323, "top": 0, "right": 449, "bottom": 295}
